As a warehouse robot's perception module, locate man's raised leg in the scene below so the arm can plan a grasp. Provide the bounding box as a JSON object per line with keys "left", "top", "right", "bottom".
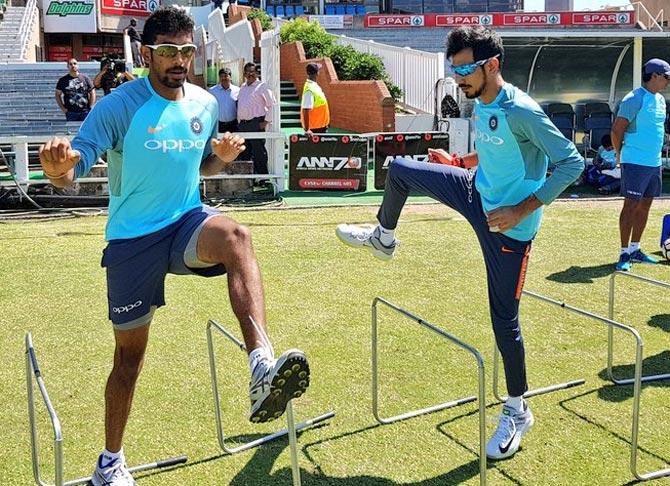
{"left": 196, "top": 215, "right": 309, "bottom": 423}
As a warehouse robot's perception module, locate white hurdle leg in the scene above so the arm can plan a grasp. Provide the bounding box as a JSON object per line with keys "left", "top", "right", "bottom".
{"left": 25, "top": 332, "right": 187, "bottom": 486}
{"left": 372, "top": 297, "right": 486, "bottom": 486}
{"left": 206, "top": 319, "right": 334, "bottom": 486}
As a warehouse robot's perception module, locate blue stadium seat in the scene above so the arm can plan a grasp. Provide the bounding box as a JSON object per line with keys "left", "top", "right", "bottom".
{"left": 265, "top": 5, "right": 274, "bottom": 15}
{"left": 345, "top": 4, "right": 355, "bottom": 14}
{"left": 295, "top": 4, "right": 305, "bottom": 15}
{"left": 355, "top": 4, "right": 366, "bottom": 14}
{"left": 335, "top": 4, "right": 345, "bottom": 14}
{"left": 275, "top": 5, "right": 285, "bottom": 16}
{"left": 325, "top": 4, "right": 335, "bottom": 14}
{"left": 583, "top": 102, "right": 613, "bottom": 155}
{"left": 285, "top": 4, "right": 295, "bottom": 16}
{"left": 542, "top": 102, "right": 575, "bottom": 142}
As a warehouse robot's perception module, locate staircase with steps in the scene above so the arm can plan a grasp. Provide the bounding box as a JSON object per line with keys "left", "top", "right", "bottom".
{"left": 0, "top": 6, "right": 27, "bottom": 61}
{"left": 280, "top": 80, "right": 301, "bottom": 129}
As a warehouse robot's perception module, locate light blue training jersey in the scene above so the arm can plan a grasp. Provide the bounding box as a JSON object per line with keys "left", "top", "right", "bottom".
{"left": 474, "top": 83, "right": 584, "bottom": 242}
{"left": 72, "top": 77, "right": 218, "bottom": 241}
{"left": 617, "top": 86, "right": 665, "bottom": 167}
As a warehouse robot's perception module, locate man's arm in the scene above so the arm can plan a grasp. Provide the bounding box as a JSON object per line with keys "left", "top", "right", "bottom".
{"left": 259, "top": 84, "right": 275, "bottom": 129}
{"left": 88, "top": 77, "right": 96, "bottom": 107}
{"left": 302, "top": 108, "right": 311, "bottom": 134}
{"left": 487, "top": 105, "right": 584, "bottom": 232}
{"left": 611, "top": 117, "right": 629, "bottom": 162}
{"left": 55, "top": 89, "right": 66, "bottom": 113}
{"left": 93, "top": 69, "right": 106, "bottom": 89}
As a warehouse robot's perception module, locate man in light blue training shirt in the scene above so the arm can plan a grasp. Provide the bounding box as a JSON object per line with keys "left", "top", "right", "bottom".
{"left": 611, "top": 58, "right": 669, "bottom": 271}
{"left": 38, "top": 7, "right": 310, "bottom": 486}
{"left": 336, "top": 26, "right": 583, "bottom": 461}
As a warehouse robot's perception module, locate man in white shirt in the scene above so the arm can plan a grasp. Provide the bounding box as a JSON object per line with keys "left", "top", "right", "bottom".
{"left": 209, "top": 67, "right": 240, "bottom": 133}
{"left": 237, "top": 62, "right": 275, "bottom": 176}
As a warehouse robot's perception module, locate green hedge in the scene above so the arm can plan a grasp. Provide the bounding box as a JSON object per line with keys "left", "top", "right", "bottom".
{"left": 246, "top": 8, "right": 273, "bottom": 31}
{"left": 279, "top": 18, "right": 402, "bottom": 102}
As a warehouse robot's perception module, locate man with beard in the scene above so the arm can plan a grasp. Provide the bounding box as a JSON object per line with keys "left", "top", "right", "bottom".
{"left": 55, "top": 58, "right": 95, "bottom": 121}
{"left": 39, "top": 7, "right": 311, "bottom": 485}
{"left": 336, "top": 26, "right": 583, "bottom": 461}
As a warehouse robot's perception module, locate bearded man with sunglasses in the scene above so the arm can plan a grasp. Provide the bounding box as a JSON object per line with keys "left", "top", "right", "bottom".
{"left": 611, "top": 58, "right": 670, "bottom": 271}
{"left": 39, "top": 7, "right": 310, "bottom": 485}
{"left": 336, "top": 26, "right": 583, "bottom": 461}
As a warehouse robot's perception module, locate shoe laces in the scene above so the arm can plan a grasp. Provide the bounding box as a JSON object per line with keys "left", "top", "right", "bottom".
{"left": 249, "top": 358, "right": 274, "bottom": 399}
{"left": 98, "top": 458, "right": 133, "bottom": 483}
{"left": 491, "top": 406, "right": 517, "bottom": 444}
{"left": 348, "top": 224, "right": 377, "bottom": 242}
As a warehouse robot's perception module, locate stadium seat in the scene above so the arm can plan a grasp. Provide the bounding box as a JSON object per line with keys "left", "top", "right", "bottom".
{"left": 295, "top": 5, "right": 305, "bottom": 15}
{"left": 265, "top": 5, "right": 274, "bottom": 15}
{"left": 355, "top": 4, "right": 366, "bottom": 15}
{"left": 285, "top": 4, "right": 295, "bottom": 16}
{"left": 543, "top": 102, "right": 575, "bottom": 142}
{"left": 335, "top": 4, "right": 345, "bottom": 14}
{"left": 345, "top": 4, "right": 355, "bottom": 14}
{"left": 325, "top": 4, "right": 335, "bottom": 14}
{"left": 583, "top": 102, "right": 613, "bottom": 156}
{"left": 275, "top": 5, "right": 285, "bottom": 16}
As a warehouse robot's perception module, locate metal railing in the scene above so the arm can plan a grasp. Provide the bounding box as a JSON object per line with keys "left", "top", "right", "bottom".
{"left": 333, "top": 35, "right": 444, "bottom": 114}
{"left": 16, "top": 0, "right": 38, "bottom": 61}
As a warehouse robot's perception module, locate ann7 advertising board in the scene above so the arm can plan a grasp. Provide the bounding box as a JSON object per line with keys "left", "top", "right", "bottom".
{"left": 288, "top": 134, "right": 368, "bottom": 191}
{"left": 374, "top": 132, "right": 450, "bottom": 189}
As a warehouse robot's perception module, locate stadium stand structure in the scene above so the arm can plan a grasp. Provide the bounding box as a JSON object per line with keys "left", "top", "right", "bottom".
{"left": 0, "top": 4, "right": 29, "bottom": 61}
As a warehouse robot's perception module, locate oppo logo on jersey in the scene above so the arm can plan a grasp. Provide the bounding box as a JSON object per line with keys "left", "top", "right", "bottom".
{"left": 144, "top": 139, "right": 207, "bottom": 153}
{"left": 475, "top": 129, "right": 504, "bottom": 146}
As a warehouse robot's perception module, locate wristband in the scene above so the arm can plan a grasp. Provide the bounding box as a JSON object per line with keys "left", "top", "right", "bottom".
{"left": 44, "top": 170, "right": 68, "bottom": 179}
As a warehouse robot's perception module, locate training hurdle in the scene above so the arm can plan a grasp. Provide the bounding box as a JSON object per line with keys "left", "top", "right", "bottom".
{"left": 607, "top": 271, "right": 670, "bottom": 385}
{"left": 491, "top": 290, "right": 587, "bottom": 402}
{"left": 206, "top": 319, "right": 334, "bottom": 486}
{"left": 507, "top": 290, "right": 668, "bottom": 481}
{"left": 25, "top": 332, "right": 187, "bottom": 486}
{"left": 371, "top": 297, "right": 486, "bottom": 486}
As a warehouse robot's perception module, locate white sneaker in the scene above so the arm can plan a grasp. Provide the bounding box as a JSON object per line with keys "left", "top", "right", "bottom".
{"left": 486, "top": 401, "right": 534, "bottom": 460}
{"left": 335, "top": 224, "right": 398, "bottom": 261}
{"left": 91, "top": 452, "right": 136, "bottom": 486}
{"left": 249, "top": 349, "right": 310, "bottom": 423}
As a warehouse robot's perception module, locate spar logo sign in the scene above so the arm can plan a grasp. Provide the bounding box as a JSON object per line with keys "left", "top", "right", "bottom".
{"left": 547, "top": 13, "right": 560, "bottom": 24}
{"left": 101, "top": 0, "right": 159, "bottom": 17}
{"left": 46, "top": 0, "right": 93, "bottom": 15}
{"left": 480, "top": 14, "right": 492, "bottom": 25}
{"left": 572, "top": 11, "right": 634, "bottom": 25}
{"left": 410, "top": 15, "right": 424, "bottom": 26}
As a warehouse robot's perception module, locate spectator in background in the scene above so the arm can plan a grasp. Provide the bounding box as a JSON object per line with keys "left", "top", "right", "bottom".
{"left": 94, "top": 56, "right": 135, "bottom": 96}
{"left": 124, "top": 19, "right": 144, "bottom": 68}
{"left": 611, "top": 58, "right": 669, "bottom": 271}
{"left": 55, "top": 58, "right": 95, "bottom": 121}
{"left": 583, "top": 134, "right": 620, "bottom": 195}
{"left": 209, "top": 67, "right": 239, "bottom": 133}
{"left": 301, "top": 63, "right": 330, "bottom": 135}
{"left": 237, "top": 62, "right": 275, "bottom": 177}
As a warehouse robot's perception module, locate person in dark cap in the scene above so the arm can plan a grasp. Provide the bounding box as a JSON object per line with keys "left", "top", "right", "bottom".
{"left": 301, "top": 62, "right": 330, "bottom": 135}
{"left": 209, "top": 66, "right": 239, "bottom": 133}
{"left": 611, "top": 58, "right": 670, "bottom": 271}
{"left": 123, "top": 18, "right": 144, "bottom": 68}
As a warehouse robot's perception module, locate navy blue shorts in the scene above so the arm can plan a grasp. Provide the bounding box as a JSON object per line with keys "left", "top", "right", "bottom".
{"left": 102, "top": 206, "right": 226, "bottom": 330}
{"left": 620, "top": 163, "right": 662, "bottom": 199}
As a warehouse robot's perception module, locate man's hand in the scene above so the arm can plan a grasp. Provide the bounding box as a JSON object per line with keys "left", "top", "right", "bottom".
{"left": 427, "top": 148, "right": 463, "bottom": 167}
{"left": 38, "top": 137, "right": 80, "bottom": 178}
{"left": 486, "top": 195, "right": 542, "bottom": 233}
{"left": 211, "top": 132, "right": 246, "bottom": 164}
{"left": 305, "top": 129, "right": 313, "bottom": 136}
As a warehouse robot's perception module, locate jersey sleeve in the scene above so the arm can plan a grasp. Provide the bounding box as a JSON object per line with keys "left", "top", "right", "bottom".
{"left": 71, "top": 95, "right": 123, "bottom": 178}
{"left": 301, "top": 90, "right": 314, "bottom": 109}
{"left": 616, "top": 90, "right": 643, "bottom": 122}
{"left": 509, "top": 103, "right": 585, "bottom": 204}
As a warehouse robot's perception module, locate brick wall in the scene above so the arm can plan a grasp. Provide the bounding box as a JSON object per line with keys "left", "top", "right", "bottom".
{"left": 280, "top": 41, "right": 395, "bottom": 133}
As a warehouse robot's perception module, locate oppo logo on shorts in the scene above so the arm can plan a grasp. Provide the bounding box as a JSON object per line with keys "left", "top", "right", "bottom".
{"left": 144, "top": 139, "right": 206, "bottom": 153}
{"left": 112, "top": 300, "right": 143, "bottom": 314}
{"left": 475, "top": 130, "right": 504, "bottom": 146}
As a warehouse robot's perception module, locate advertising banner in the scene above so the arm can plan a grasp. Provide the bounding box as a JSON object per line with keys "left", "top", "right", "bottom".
{"left": 42, "top": 0, "right": 97, "bottom": 33}
{"left": 101, "top": 0, "right": 159, "bottom": 17}
{"left": 307, "top": 15, "right": 354, "bottom": 29}
{"left": 365, "top": 10, "right": 635, "bottom": 28}
{"left": 374, "top": 132, "right": 449, "bottom": 189}
{"left": 288, "top": 134, "right": 368, "bottom": 191}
